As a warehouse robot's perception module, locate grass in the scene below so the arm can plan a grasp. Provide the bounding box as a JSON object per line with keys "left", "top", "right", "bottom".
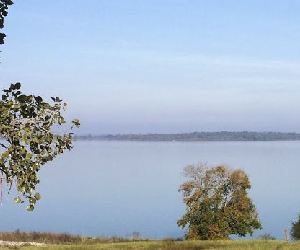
{"left": 0, "top": 240, "right": 300, "bottom": 250}
{"left": 0, "top": 231, "right": 132, "bottom": 245}
{"left": 0, "top": 232, "right": 299, "bottom": 250}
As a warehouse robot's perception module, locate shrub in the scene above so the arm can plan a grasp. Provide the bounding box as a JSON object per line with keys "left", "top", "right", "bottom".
{"left": 258, "top": 233, "right": 276, "bottom": 240}
{"left": 292, "top": 213, "right": 300, "bottom": 240}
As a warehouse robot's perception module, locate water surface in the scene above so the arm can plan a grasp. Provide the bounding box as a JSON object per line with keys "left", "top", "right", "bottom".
{"left": 0, "top": 141, "right": 299, "bottom": 239}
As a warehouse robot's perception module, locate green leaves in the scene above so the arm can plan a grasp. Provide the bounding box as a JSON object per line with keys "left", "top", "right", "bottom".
{"left": 178, "top": 164, "right": 262, "bottom": 240}
{"left": 51, "top": 96, "right": 62, "bottom": 103}
{"left": 11, "top": 82, "right": 20, "bottom": 90}
{"left": 34, "top": 96, "right": 43, "bottom": 103}
{"left": 34, "top": 193, "right": 41, "bottom": 201}
{"left": 291, "top": 213, "right": 300, "bottom": 240}
{"left": 0, "top": 0, "right": 14, "bottom": 45}
{"left": 14, "top": 196, "right": 21, "bottom": 204}
{"left": 71, "top": 119, "right": 80, "bottom": 128}
{"left": 27, "top": 205, "right": 34, "bottom": 211}
{"left": 0, "top": 83, "right": 80, "bottom": 210}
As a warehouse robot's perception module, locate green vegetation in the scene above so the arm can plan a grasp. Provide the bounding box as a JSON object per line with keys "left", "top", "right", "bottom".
{"left": 0, "top": 0, "right": 13, "bottom": 45}
{"left": 0, "top": 240, "right": 299, "bottom": 250}
{"left": 0, "top": 83, "right": 80, "bottom": 210}
{"left": 1, "top": 2, "right": 80, "bottom": 210}
{"left": 257, "top": 233, "right": 276, "bottom": 240}
{"left": 0, "top": 231, "right": 131, "bottom": 245}
{"left": 291, "top": 212, "right": 300, "bottom": 240}
{"left": 178, "top": 164, "right": 262, "bottom": 240}
{"left": 75, "top": 131, "right": 300, "bottom": 142}
{"left": 0, "top": 232, "right": 297, "bottom": 250}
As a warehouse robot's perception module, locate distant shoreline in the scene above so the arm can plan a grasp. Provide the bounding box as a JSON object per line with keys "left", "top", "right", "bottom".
{"left": 74, "top": 131, "right": 300, "bottom": 142}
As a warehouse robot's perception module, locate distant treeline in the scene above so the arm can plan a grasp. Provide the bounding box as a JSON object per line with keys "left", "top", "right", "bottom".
{"left": 75, "top": 131, "right": 300, "bottom": 141}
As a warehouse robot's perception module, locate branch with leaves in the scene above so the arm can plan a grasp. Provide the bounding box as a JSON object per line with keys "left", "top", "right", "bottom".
{"left": 0, "top": 83, "right": 80, "bottom": 210}
{"left": 0, "top": 0, "right": 13, "bottom": 45}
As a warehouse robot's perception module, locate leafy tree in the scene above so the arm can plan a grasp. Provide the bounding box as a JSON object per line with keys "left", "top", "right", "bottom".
{"left": 177, "top": 163, "right": 262, "bottom": 240}
{"left": 0, "top": 0, "right": 13, "bottom": 45}
{"left": 0, "top": 1, "right": 80, "bottom": 211}
{"left": 291, "top": 213, "right": 300, "bottom": 240}
{"left": 0, "top": 83, "right": 80, "bottom": 210}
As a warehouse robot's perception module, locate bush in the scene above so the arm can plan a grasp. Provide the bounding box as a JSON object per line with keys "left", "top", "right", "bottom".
{"left": 292, "top": 213, "right": 300, "bottom": 240}
{"left": 257, "top": 233, "right": 276, "bottom": 240}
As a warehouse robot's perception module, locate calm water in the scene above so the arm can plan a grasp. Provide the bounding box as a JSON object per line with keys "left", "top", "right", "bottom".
{"left": 0, "top": 141, "right": 299, "bottom": 239}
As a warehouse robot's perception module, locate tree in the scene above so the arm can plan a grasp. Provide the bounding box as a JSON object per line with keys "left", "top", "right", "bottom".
{"left": 0, "top": 0, "right": 13, "bottom": 45}
{"left": 0, "top": 83, "right": 80, "bottom": 210}
{"left": 257, "top": 233, "right": 276, "bottom": 240}
{"left": 291, "top": 213, "right": 300, "bottom": 240}
{"left": 0, "top": 2, "right": 80, "bottom": 211}
{"left": 177, "top": 163, "right": 262, "bottom": 240}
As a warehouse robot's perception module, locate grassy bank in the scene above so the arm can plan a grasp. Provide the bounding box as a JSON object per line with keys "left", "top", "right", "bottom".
{"left": 0, "top": 240, "right": 300, "bottom": 250}
{"left": 0, "top": 231, "right": 132, "bottom": 245}
{"left": 0, "top": 232, "right": 299, "bottom": 250}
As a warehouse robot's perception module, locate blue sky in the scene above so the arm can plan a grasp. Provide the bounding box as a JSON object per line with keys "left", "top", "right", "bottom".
{"left": 1, "top": 0, "right": 300, "bottom": 134}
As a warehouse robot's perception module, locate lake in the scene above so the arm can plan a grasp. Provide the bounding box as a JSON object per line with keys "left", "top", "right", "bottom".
{"left": 0, "top": 141, "right": 299, "bottom": 240}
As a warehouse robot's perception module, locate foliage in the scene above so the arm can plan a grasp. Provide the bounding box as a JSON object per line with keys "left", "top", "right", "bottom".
{"left": 0, "top": 0, "right": 13, "bottom": 45}
{"left": 177, "top": 163, "right": 262, "bottom": 240}
{"left": 0, "top": 1, "right": 80, "bottom": 211}
{"left": 257, "top": 234, "right": 276, "bottom": 240}
{"left": 0, "top": 83, "right": 80, "bottom": 210}
{"left": 291, "top": 212, "right": 300, "bottom": 240}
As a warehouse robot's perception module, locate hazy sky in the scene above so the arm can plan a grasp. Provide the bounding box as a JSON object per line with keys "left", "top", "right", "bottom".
{"left": 1, "top": 0, "right": 300, "bottom": 134}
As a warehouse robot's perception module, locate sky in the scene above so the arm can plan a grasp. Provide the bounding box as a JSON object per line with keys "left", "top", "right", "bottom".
{"left": 1, "top": 0, "right": 300, "bottom": 134}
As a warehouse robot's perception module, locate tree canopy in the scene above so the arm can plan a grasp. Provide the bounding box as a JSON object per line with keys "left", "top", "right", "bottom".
{"left": 0, "top": 83, "right": 80, "bottom": 210}
{"left": 0, "top": 0, "right": 13, "bottom": 45}
{"left": 291, "top": 213, "right": 300, "bottom": 240}
{"left": 178, "top": 163, "right": 262, "bottom": 240}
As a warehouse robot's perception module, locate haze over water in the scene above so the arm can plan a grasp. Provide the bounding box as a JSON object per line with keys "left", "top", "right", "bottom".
{"left": 0, "top": 141, "right": 298, "bottom": 240}
{"left": 2, "top": 1, "right": 300, "bottom": 134}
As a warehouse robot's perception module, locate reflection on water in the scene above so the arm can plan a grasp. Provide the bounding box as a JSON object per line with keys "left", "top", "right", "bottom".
{"left": 0, "top": 141, "right": 299, "bottom": 239}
